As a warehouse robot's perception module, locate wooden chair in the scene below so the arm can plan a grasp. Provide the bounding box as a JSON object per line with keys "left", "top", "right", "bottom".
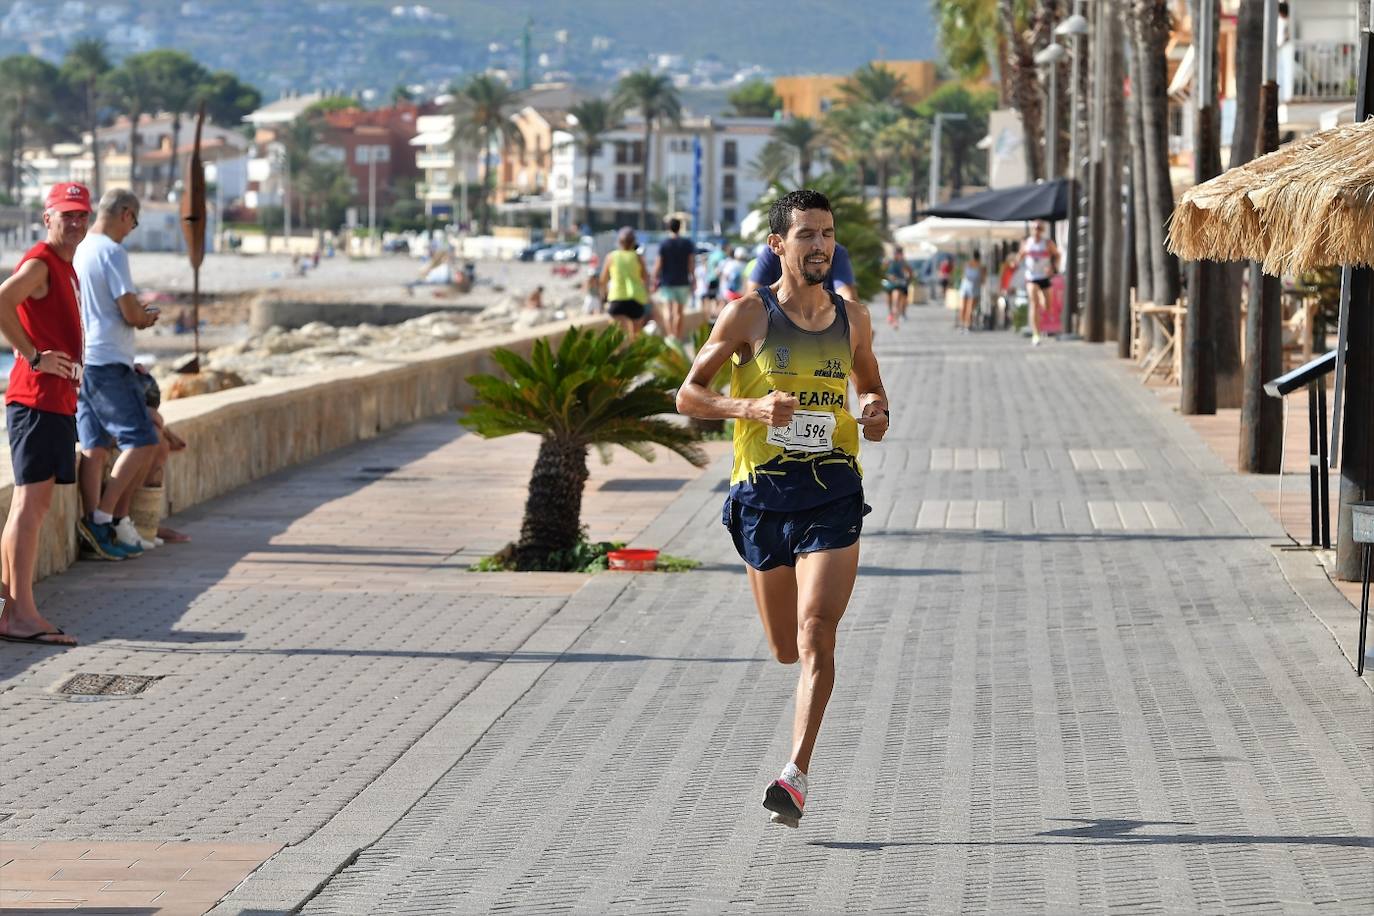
{"left": 1137, "top": 299, "right": 1186, "bottom": 384}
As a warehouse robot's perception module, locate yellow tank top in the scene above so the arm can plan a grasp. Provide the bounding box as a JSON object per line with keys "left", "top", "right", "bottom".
{"left": 606, "top": 249, "right": 647, "bottom": 303}
{"left": 729, "top": 287, "right": 862, "bottom": 510}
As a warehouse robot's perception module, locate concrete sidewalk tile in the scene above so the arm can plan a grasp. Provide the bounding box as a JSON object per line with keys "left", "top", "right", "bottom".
{"left": 48, "top": 860, "right": 137, "bottom": 880}
{"left": 0, "top": 861, "right": 61, "bottom": 882}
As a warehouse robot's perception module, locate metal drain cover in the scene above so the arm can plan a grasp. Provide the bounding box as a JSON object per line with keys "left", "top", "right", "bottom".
{"left": 57, "top": 673, "right": 162, "bottom": 697}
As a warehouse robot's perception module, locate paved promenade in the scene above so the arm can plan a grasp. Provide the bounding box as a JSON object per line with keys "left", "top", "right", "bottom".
{"left": 2, "top": 308, "right": 1371, "bottom": 914}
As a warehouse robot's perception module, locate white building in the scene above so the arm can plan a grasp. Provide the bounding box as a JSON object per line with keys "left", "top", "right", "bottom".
{"left": 1278, "top": 0, "right": 1363, "bottom": 131}
{"left": 549, "top": 116, "right": 775, "bottom": 235}
{"left": 408, "top": 114, "right": 482, "bottom": 222}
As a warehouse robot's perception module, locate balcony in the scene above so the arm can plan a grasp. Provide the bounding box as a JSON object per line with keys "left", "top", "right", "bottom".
{"left": 1281, "top": 40, "right": 1359, "bottom": 103}
{"left": 416, "top": 150, "right": 455, "bottom": 170}
{"left": 415, "top": 182, "right": 452, "bottom": 201}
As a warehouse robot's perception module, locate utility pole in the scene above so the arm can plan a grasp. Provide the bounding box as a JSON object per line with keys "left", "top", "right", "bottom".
{"left": 368, "top": 145, "right": 377, "bottom": 240}
{"left": 1239, "top": 0, "right": 1285, "bottom": 473}
{"left": 1083, "top": 0, "right": 1109, "bottom": 343}
{"left": 1182, "top": 0, "right": 1220, "bottom": 415}
{"left": 522, "top": 18, "right": 533, "bottom": 90}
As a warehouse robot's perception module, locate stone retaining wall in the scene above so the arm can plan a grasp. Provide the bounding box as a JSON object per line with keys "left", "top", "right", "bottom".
{"left": 0, "top": 311, "right": 704, "bottom": 583}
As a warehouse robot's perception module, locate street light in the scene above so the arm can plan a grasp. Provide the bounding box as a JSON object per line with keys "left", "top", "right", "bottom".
{"left": 1033, "top": 42, "right": 1067, "bottom": 181}
{"left": 928, "top": 112, "right": 967, "bottom": 208}
{"left": 1056, "top": 5, "right": 1090, "bottom": 338}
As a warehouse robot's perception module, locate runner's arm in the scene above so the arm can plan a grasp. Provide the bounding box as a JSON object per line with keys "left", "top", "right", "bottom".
{"left": 675, "top": 295, "right": 795, "bottom": 424}
{"left": 847, "top": 301, "right": 889, "bottom": 442}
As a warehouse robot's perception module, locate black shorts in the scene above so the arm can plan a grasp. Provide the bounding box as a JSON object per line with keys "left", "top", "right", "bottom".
{"left": 607, "top": 299, "right": 646, "bottom": 321}
{"left": 1030, "top": 277, "right": 1053, "bottom": 290}
{"left": 7, "top": 403, "right": 77, "bottom": 485}
{"left": 723, "top": 491, "right": 870, "bottom": 571}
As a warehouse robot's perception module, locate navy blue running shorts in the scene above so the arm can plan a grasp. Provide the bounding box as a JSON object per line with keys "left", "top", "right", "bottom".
{"left": 6, "top": 403, "right": 77, "bottom": 486}
{"left": 723, "top": 491, "right": 871, "bottom": 571}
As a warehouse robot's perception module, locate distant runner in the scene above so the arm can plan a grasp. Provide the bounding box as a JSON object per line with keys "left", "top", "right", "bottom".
{"left": 1014, "top": 220, "right": 1059, "bottom": 345}
{"left": 676, "top": 188, "right": 889, "bottom": 828}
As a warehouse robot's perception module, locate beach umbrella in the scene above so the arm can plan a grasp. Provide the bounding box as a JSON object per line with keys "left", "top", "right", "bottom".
{"left": 1167, "top": 117, "right": 1374, "bottom": 276}
{"left": 179, "top": 102, "right": 207, "bottom": 373}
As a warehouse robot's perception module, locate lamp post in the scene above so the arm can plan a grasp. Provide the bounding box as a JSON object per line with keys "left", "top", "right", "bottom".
{"left": 928, "top": 112, "right": 967, "bottom": 208}
{"left": 1056, "top": 8, "right": 1089, "bottom": 340}
{"left": 1033, "top": 42, "right": 1067, "bottom": 184}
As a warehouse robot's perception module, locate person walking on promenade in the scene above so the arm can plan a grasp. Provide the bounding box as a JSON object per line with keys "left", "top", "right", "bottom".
{"left": 1014, "top": 220, "right": 1059, "bottom": 345}
{"left": 599, "top": 226, "right": 650, "bottom": 339}
{"left": 958, "top": 252, "right": 985, "bottom": 333}
{"left": 881, "top": 248, "right": 912, "bottom": 328}
{"left": 73, "top": 188, "right": 161, "bottom": 559}
{"left": 652, "top": 217, "right": 695, "bottom": 341}
{"left": 0, "top": 183, "right": 92, "bottom": 647}
{"left": 676, "top": 188, "right": 889, "bottom": 828}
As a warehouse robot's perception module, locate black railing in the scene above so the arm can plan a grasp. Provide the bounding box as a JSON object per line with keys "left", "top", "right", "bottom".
{"left": 1265, "top": 350, "right": 1336, "bottom": 548}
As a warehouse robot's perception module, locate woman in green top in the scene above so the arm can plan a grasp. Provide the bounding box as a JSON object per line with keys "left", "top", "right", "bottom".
{"left": 599, "top": 226, "right": 650, "bottom": 339}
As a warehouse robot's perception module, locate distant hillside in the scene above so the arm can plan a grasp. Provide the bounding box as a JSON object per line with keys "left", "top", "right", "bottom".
{"left": 0, "top": 0, "right": 939, "bottom": 100}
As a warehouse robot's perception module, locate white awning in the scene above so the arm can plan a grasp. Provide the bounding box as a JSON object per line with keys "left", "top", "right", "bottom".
{"left": 893, "top": 217, "right": 1027, "bottom": 247}
{"left": 410, "top": 129, "right": 453, "bottom": 147}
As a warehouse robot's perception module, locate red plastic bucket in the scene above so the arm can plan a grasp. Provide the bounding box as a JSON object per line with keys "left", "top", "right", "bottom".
{"left": 607, "top": 548, "right": 659, "bottom": 571}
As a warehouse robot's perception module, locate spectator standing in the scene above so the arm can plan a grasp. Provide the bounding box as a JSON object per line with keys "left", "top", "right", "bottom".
{"left": 958, "top": 253, "right": 985, "bottom": 332}
{"left": 0, "top": 183, "right": 91, "bottom": 647}
{"left": 881, "top": 248, "right": 913, "bottom": 328}
{"left": 73, "top": 188, "right": 160, "bottom": 559}
{"left": 652, "top": 217, "right": 695, "bottom": 341}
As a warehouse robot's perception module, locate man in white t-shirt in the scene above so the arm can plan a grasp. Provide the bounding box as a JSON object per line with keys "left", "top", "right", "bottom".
{"left": 72, "top": 188, "right": 161, "bottom": 559}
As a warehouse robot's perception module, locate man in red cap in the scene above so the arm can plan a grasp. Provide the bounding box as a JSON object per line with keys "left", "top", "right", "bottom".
{"left": 0, "top": 182, "right": 90, "bottom": 646}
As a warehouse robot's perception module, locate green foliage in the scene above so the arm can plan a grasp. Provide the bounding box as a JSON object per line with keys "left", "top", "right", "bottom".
{"left": 838, "top": 62, "right": 913, "bottom": 109}
{"left": 613, "top": 70, "right": 682, "bottom": 127}
{"left": 772, "top": 117, "right": 822, "bottom": 185}
{"left": 0, "top": 54, "right": 61, "bottom": 196}
{"left": 654, "top": 554, "right": 701, "bottom": 573}
{"left": 450, "top": 73, "right": 523, "bottom": 233}
{"left": 654, "top": 322, "right": 730, "bottom": 393}
{"left": 932, "top": 0, "right": 1000, "bottom": 80}
{"left": 304, "top": 95, "right": 360, "bottom": 116}
{"left": 751, "top": 174, "right": 885, "bottom": 302}
{"left": 916, "top": 81, "right": 998, "bottom": 192}
{"left": 462, "top": 324, "right": 707, "bottom": 466}
{"left": 728, "top": 80, "right": 781, "bottom": 117}
{"left": 196, "top": 70, "right": 263, "bottom": 126}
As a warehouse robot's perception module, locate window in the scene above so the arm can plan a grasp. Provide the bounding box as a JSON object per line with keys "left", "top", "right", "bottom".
{"left": 631, "top": 173, "right": 643, "bottom": 194}
{"left": 615, "top": 141, "right": 629, "bottom": 164}
{"left": 356, "top": 145, "right": 391, "bottom": 165}
{"left": 615, "top": 173, "right": 627, "bottom": 199}
{"left": 723, "top": 140, "right": 738, "bottom": 167}
{"left": 722, "top": 207, "right": 736, "bottom": 225}
{"left": 631, "top": 140, "right": 644, "bottom": 164}
{"left": 722, "top": 173, "right": 737, "bottom": 201}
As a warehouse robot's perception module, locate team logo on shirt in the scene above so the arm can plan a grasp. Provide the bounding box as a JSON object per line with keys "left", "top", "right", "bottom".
{"left": 774, "top": 346, "right": 790, "bottom": 370}
{"left": 814, "top": 358, "right": 845, "bottom": 379}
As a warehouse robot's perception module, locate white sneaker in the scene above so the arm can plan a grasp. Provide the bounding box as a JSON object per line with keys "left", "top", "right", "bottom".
{"left": 115, "top": 517, "right": 157, "bottom": 550}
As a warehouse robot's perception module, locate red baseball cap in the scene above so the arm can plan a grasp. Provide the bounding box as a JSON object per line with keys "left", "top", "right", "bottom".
{"left": 45, "top": 182, "right": 92, "bottom": 213}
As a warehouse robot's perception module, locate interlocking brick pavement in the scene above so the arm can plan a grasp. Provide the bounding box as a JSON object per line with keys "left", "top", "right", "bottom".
{"left": 0, "top": 418, "right": 726, "bottom": 911}
{"left": 293, "top": 311, "right": 1372, "bottom": 915}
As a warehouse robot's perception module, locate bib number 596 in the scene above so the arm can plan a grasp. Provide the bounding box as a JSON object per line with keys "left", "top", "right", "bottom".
{"left": 767, "top": 409, "right": 836, "bottom": 453}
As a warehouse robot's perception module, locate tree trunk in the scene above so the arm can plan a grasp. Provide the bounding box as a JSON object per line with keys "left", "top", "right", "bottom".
{"left": 1102, "top": 0, "right": 1126, "bottom": 346}
{"left": 639, "top": 121, "right": 651, "bottom": 231}
{"left": 1334, "top": 10, "right": 1372, "bottom": 580}
{"left": 1230, "top": 0, "right": 1264, "bottom": 169}
{"left": 877, "top": 158, "right": 889, "bottom": 232}
{"left": 129, "top": 115, "right": 140, "bottom": 198}
{"left": 480, "top": 127, "right": 492, "bottom": 235}
{"left": 800, "top": 151, "right": 811, "bottom": 185}
{"left": 583, "top": 142, "right": 593, "bottom": 231}
{"left": 167, "top": 114, "right": 182, "bottom": 197}
{"left": 515, "top": 436, "right": 590, "bottom": 570}
{"left": 1134, "top": 0, "right": 1182, "bottom": 309}
{"left": 910, "top": 151, "right": 919, "bottom": 222}
{"left": 87, "top": 84, "right": 102, "bottom": 200}
{"left": 1002, "top": 0, "right": 1046, "bottom": 181}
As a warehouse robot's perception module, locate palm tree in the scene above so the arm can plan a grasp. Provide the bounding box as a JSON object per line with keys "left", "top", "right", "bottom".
{"left": 565, "top": 98, "right": 614, "bottom": 231}
{"left": 450, "top": 74, "right": 523, "bottom": 235}
{"left": 935, "top": 0, "right": 1012, "bottom": 101}
{"left": 838, "top": 62, "right": 914, "bottom": 109}
{"left": 871, "top": 115, "right": 913, "bottom": 231}
{"left": 749, "top": 140, "right": 794, "bottom": 186}
{"left": 772, "top": 116, "right": 821, "bottom": 185}
{"left": 61, "top": 38, "right": 111, "bottom": 199}
{"left": 462, "top": 325, "right": 706, "bottom": 570}
{"left": 103, "top": 58, "right": 158, "bottom": 196}
{"left": 1131, "top": 0, "right": 1181, "bottom": 309}
{"left": 132, "top": 50, "right": 209, "bottom": 195}
{"left": 0, "top": 55, "right": 58, "bottom": 199}
{"left": 612, "top": 70, "right": 682, "bottom": 231}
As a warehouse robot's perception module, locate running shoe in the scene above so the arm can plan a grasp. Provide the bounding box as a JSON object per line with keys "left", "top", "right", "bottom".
{"left": 115, "top": 517, "right": 157, "bottom": 551}
{"left": 763, "top": 765, "right": 807, "bottom": 828}
{"left": 77, "top": 517, "right": 132, "bottom": 561}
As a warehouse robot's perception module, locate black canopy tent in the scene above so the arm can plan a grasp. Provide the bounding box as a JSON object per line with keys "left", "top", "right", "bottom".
{"left": 924, "top": 178, "right": 1070, "bottom": 222}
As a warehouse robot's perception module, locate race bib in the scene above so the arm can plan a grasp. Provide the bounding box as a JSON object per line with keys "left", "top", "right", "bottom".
{"left": 766, "top": 410, "right": 836, "bottom": 453}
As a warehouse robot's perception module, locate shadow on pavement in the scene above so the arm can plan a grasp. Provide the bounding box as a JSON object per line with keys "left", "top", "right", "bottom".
{"left": 812, "top": 816, "right": 1374, "bottom": 850}
{"left": 689, "top": 561, "right": 962, "bottom": 578}
{"left": 867, "top": 529, "right": 1264, "bottom": 544}
{"left": 68, "top": 646, "right": 761, "bottom": 664}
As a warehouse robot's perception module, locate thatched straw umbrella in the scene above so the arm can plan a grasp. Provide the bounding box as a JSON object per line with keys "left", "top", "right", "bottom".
{"left": 1168, "top": 117, "right": 1374, "bottom": 276}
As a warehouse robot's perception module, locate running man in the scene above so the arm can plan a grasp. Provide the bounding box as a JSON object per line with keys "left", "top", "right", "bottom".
{"left": 651, "top": 217, "right": 695, "bottom": 341}
{"left": 676, "top": 188, "right": 889, "bottom": 828}
{"left": 1014, "top": 220, "right": 1059, "bottom": 345}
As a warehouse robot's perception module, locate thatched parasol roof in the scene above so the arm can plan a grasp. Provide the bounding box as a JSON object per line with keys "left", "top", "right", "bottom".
{"left": 1168, "top": 117, "right": 1374, "bottom": 276}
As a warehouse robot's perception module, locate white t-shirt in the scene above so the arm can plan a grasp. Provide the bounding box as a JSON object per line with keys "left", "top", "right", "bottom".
{"left": 73, "top": 232, "right": 138, "bottom": 367}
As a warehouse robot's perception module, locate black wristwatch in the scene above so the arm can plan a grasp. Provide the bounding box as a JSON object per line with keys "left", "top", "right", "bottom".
{"left": 24, "top": 349, "right": 41, "bottom": 371}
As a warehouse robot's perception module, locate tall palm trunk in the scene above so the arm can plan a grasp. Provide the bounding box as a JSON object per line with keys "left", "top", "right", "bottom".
{"left": 877, "top": 158, "right": 889, "bottom": 231}
{"left": 800, "top": 151, "right": 812, "bottom": 185}
{"left": 128, "top": 115, "right": 140, "bottom": 196}
{"left": 639, "top": 120, "right": 651, "bottom": 230}
{"left": 1124, "top": 19, "right": 1155, "bottom": 319}
{"left": 1133, "top": 0, "right": 1181, "bottom": 309}
{"left": 480, "top": 126, "right": 492, "bottom": 235}
{"left": 166, "top": 113, "right": 182, "bottom": 196}
{"left": 86, "top": 83, "right": 102, "bottom": 199}
{"left": 516, "top": 437, "right": 590, "bottom": 570}
{"left": 1101, "top": 0, "right": 1126, "bottom": 345}
{"left": 1001, "top": 0, "right": 1046, "bottom": 181}
{"left": 582, "top": 142, "right": 594, "bottom": 230}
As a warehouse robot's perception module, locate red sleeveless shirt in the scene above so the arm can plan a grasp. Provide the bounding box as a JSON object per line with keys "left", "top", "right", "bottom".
{"left": 6, "top": 242, "right": 84, "bottom": 416}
